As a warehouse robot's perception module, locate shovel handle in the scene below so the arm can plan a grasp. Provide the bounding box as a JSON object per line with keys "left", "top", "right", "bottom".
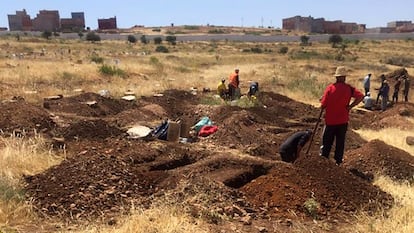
{"left": 305, "top": 108, "right": 324, "bottom": 155}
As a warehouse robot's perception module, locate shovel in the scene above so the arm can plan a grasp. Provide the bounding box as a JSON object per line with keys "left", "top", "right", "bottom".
{"left": 305, "top": 108, "right": 324, "bottom": 155}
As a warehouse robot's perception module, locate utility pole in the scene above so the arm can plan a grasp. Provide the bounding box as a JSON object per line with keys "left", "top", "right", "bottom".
{"left": 241, "top": 17, "right": 244, "bottom": 27}
{"left": 261, "top": 16, "right": 264, "bottom": 28}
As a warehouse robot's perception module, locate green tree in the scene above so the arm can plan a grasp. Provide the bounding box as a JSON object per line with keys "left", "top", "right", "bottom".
{"left": 140, "top": 35, "right": 148, "bottom": 44}
{"left": 127, "top": 35, "right": 137, "bottom": 43}
{"left": 329, "top": 34, "right": 343, "bottom": 48}
{"left": 41, "top": 31, "right": 52, "bottom": 40}
{"left": 153, "top": 37, "right": 162, "bottom": 44}
{"left": 78, "top": 32, "right": 84, "bottom": 39}
{"left": 165, "top": 35, "right": 177, "bottom": 45}
{"left": 86, "top": 32, "right": 101, "bottom": 42}
{"left": 300, "top": 35, "right": 310, "bottom": 46}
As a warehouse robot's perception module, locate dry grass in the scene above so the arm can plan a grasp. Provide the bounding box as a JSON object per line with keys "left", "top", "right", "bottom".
{"left": 355, "top": 127, "right": 414, "bottom": 156}
{"left": 0, "top": 135, "right": 63, "bottom": 226}
{"left": 344, "top": 176, "right": 414, "bottom": 233}
{"left": 0, "top": 36, "right": 414, "bottom": 232}
{"left": 69, "top": 206, "right": 208, "bottom": 233}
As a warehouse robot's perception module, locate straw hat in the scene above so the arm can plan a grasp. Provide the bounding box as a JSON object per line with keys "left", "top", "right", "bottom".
{"left": 334, "top": 66, "right": 347, "bottom": 77}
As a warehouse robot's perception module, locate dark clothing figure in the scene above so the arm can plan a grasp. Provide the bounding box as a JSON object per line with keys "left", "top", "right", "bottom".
{"left": 376, "top": 75, "right": 386, "bottom": 104}
{"left": 380, "top": 81, "right": 390, "bottom": 111}
{"left": 279, "top": 130, "right": 311, "bottom": 163}
{"left": 320, "top": 124, "right": 348, "bottom": 164}
{"left": 228, "top": 83, "right": 236, "bottom": 100}
{"left": 392, "top": 78, "right": 401, "bottom": 103}
{"left": 248, "top": 82, "right": 259, "bottom": 97}
{"left": 403, "top": 77, "right": 410, "bottom": 102}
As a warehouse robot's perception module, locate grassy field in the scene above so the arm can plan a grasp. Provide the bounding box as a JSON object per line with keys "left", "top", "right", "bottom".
{"left": 0, "top": 34, "right": 413, "bottom": 232}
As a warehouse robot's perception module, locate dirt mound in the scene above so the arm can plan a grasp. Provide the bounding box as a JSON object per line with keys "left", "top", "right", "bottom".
{"left": 344, "top": 139, "right": 414, "bottom": 183}
{"left": 140, "top": 89, "right": 202, "bottom": 120}
{"left": 241, "top": 155, "right": 393, "bottom": 219}
{"left": 112, "top": 104, "right": 168, "bottom": 127}
{"left": 60, "top": 119, "right": 124, "bottom": 140}
{"left": 44, "top": 92, "right": 134, "bottom": 117}
{"left": 0, "top": 100, "right": 55, "bottom": 134}
{"left": 366, "top": 102, "right": 414, "bottom": 130}
{"left": 24, "top": 140, "right": 173, "bottom": 219}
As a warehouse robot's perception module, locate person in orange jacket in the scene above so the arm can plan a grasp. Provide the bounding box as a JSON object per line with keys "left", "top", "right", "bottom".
{"left": 228, "top": 68, "right": 240, "bottom": 100}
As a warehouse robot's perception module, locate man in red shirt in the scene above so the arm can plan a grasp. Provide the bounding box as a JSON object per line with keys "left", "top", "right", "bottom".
{"left": 320, "top": 66, "right": 364, "bottom": 165}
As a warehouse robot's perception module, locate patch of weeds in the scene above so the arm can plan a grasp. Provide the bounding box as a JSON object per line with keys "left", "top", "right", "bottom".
{"left": 90, "top": 55, "right": 104, "bottom": 64}
{"left": 303, "top": 197, "right": 320, "bottom": 219}
{"left": 155, "top": 45, "right": 169, "bottom": 53}
{"left": 99, "top": 64, "right": 126, "bottom": 77}
{"left": 175, "top": 66, "right": 191, "bottom": 73}
{"left": 0, "top": 179, "right": 25, "bottom": 202}
{"left": 200, "top": 95, "right": 223, "bottom": 105}
{"left": 278, "top": 46, "right": 289, "bottom": 54}
{"left": 183, "top": 25, "right": 200, "bottom": 30}
{"left": 208, "top": 29, "right": 225, "bottom": 34}
{"left": 286, "top": 74, "right": 327, "bottom": 98}
{"left": 383, "top": 56, "right": 414, "bottom": 67}
{"left": 290, "top": 50, "right": 332, "bottom": 60}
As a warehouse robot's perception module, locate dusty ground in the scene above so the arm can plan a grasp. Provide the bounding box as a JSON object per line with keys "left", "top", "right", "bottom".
{"left": 1, "top": 71, "right": 413, "bottom": 232}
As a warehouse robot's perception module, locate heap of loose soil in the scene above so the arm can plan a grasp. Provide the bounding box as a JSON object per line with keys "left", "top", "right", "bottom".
{"left": 344, "top": 139, "right": 414, "bottom": 183}
{"left": 367, "top": 102, "right": 414, "bottom": 130}
{"left": 241, "top": 154, "right": 394, "bottom": 219}
{"left": 0, "top": 99, "right": 55, "bottom": 134}
{"left": 25, "top": 140, "right": 172, "bottom": 219}
{"left": 59, "top": 119, "right": 124, "bottom": 140}
{"left": 44, "top": 92, "right": 134, "bottom": 117}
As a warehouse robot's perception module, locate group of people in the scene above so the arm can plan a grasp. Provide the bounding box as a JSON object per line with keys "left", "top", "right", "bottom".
{"left": 362, "top": 72, "right": 410, "bottom": 111}
{"left": 217, "top": 68, "right": 259, "bottom": 100}
{"left": 217, "top": 66, "right": 409, "bottom": 166}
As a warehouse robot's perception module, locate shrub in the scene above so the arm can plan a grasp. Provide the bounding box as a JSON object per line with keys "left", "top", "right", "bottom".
{"left": 250, "top": 47, "right": 263, "bottom": 53}
{"left": 384, "top": 56, "right": 414, "bottom": 67}
{"left": 127, "top": 35, "right": 137, "bottom": 43}
{"left": 153, "top": 37, "right": 162, "bottom": 44}
{"left": 183, "top": 25, "right": 200, "bottom": 30}
{"left": 208, "top": 29, "right": 225, "bottom": 34}
{"left": 78, "top": 32, "right": 84, "bottom": 39}
{"left": 91, "top": 55, "right": 104, "bottom": 64}
{"left": 152, "top": 28, "right": 161, "bottom": 32}
{"left": 165, "top": 35, "right": 177, "bottom": 45}
{"left": 279, "top": 46, "right": 289, "bottom": 54}
{"left": 328, "top": 34, "right": 343, "bottom": 48}
{"left": 41, "top": 31, "right": 52, "bottom": 40}
{"left": 300, "top": 35, "right": 310, "bottom": 46}
{"left": 140, "top": 35, "right": 148, "bottom": 44}
{"left": 303, "top": 197, "right": 320, "bottom": 219}
{"left": 155, "top": 45, "right": 169, "bottom": 53}
{"left": 86, "top": 32, "right": 101, "bottom": 42}
{"left": 99, "top": 64, "right": 126, "bottom": 77}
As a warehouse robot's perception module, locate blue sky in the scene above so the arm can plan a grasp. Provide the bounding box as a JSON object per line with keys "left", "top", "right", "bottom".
{"left": 1, "top": 0, "right": 413, "bottom": 29}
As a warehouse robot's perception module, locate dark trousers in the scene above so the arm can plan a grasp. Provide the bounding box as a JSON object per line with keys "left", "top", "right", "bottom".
{"left": 320, "top": 123, "right": 348, "bottom": 165}
{"left": 392, "top": 91, "right": 399, "bottom": 103}
{"left": 228, "top": 84, "right": 236, "bottom": 100}
{"left": 364, "top": 88, "right": 369, "bottom": 96}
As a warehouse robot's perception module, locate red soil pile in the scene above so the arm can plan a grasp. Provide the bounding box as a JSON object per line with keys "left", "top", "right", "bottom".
{"left": 59, "top": 119, "right": 124, "bottom": 140}
{"left": 0, "top": 99, "right": 55, "bottom": 134}
{"left": 344, "top": 139, "right": 414, "bottom": 183}
{"left": 241, "top": 154, "right": 393, "bottom": 219}
{"left": 44, "top": 92, "right": 134, "bottom": 117}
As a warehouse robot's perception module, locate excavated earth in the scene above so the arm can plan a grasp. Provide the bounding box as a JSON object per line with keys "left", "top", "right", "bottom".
{"left": 1, "top": 78, "right": 413, "bottom": 231}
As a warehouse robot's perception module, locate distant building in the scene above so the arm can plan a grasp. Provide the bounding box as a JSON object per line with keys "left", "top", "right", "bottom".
{"left": 98, "top": 17, "right": 117, "bottom": 30}
{"left": 387, "top": 21, "right": 412, "bottom": 28}
{"left": 365, "top": 27, "right": 396, "bottom": 34}
{"left": 61, "top": 12, "right": 85, "bottom": 32}
{"left": 7, "top": 9, "right": 32, "bottom": 31}
{"left": 282, "top": 15, "right": 365, "bottom": 34}
{"left": 32, "top": 10, "right": 60, "bottom": 31}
